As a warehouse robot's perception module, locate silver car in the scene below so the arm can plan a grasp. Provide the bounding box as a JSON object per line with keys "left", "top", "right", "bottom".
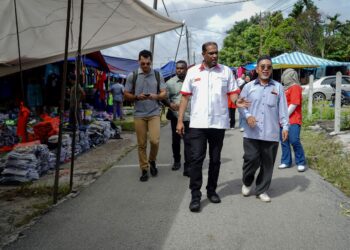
{"left": 302, "top": 75, "right": 350, "bottom": 101}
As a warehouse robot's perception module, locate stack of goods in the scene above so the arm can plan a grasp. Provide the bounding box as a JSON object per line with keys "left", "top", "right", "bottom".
{"left": 0, "top": 141, "right": 50, "bottom": 183}
{"left": 0, "top": 123, "right": 19, "bottom": 153}
{"left": 87, "top": 120, "right": 115, "bottom": 146}
{"left": 78, "top": 130, "right": 90, "bottom": 152}
{"left": 48, "top": 134, "right": 72, "bottom": 163}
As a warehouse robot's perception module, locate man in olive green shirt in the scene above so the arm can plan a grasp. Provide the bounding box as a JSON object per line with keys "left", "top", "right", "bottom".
{"left": 166, "top": 60, "right": 191, "bottom": 177}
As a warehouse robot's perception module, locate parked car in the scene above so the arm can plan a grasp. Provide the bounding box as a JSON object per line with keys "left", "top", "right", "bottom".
{"left": 302, "top": 75, "right": 350, "bottom": 101}
{"left": 330, "top": 82, "right": 350, "bottom": 106}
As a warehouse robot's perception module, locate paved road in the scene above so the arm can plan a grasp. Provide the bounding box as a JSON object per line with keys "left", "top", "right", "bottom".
{"left": 5, "top": 124, "right": 350, "bottom": 250}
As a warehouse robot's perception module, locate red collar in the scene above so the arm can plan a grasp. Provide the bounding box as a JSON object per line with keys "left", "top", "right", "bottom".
{"left": 199, "top": 62, "right": 220, "bottom": 71}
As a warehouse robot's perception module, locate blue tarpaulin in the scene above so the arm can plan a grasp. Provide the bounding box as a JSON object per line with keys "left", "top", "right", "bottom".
{"left": 103, "top": 55, "right": 139, "bottom": 75}
{"left": 158, "top": 61, "right": 176, "bottom": 79}
{"left": 67, "top": 57, "right": 100, "bottom": 68}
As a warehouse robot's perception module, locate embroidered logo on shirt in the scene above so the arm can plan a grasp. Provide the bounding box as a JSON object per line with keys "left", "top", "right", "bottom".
{"left": 271, "top": 88, "right": 278, "bottom": 95}
{"left": 194, "top": 77, "right": 201, "bottom": 82}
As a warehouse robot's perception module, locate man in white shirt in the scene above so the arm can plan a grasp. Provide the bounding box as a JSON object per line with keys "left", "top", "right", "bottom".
{"left": 176, "top": 41, "right": 249, "bottom": 212}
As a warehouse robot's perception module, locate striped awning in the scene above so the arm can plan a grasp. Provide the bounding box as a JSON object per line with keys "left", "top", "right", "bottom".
{"left": 272, "top": 52, "right": 350, "bottom": 69}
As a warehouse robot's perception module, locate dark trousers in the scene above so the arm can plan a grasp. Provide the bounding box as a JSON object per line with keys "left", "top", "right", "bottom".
{"left": 229, "top": 108, "right": 236, "bottom": 128}
{"left": 189, "top": 128, "right": 225, "bottom": 199}
{"left": 242, "top": 138, "right": 279, "bottom": 195}
{"left": 170, "top": 118, "right": 191, "bottom": 172}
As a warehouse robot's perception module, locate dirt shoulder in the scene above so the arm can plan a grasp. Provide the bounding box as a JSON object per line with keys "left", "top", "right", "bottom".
{"left": 0, "top": 132, "right": 137, "bottom": 247}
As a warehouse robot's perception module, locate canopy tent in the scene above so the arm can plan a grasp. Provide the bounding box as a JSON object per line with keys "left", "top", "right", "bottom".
{"left": 67, "top": 51, "right": 109, "bottom": 71}
{"left": 242, "top": 51, "right": 350, "bottom": 70}
{"left": 0, "top": 0, "right": 182, "bottom": 77}
{"left": 272, "top": 52, "right": 350, "bottom": 69}
{"left": 103, "top": 55, "right": 138, "bottom": 75}
{"left": 158, "top": 61, "right": 176, "bottom": 79}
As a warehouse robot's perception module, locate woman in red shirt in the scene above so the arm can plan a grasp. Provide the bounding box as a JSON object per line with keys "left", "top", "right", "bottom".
{"left": 279, "top": 68, "right": 306, "bottom": 172}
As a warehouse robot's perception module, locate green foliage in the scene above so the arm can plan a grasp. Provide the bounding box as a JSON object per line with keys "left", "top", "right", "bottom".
{"left": 219, "top": 0, "right": 349, "bottom": 66}
{"left": 301, "top": 100, "right": 350, "bottom": 130}
{"left": 301, "top": 130, "right": 350, "bottom": 197}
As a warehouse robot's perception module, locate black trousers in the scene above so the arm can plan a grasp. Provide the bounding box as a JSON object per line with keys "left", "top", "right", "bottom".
{"left": 189, "top": 128, "right": 225, "bottom": 199}
{"left": 229, "top": 108, "right": 236, "bottom": 128}
{"left": 242, "top": 138, "right": 279, "bottom": 195}
{"left": 170, "top": 118, "right": 191, "bottom": 172}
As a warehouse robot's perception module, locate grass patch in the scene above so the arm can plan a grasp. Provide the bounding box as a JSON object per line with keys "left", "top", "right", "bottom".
{"left": 0, "top": 184, "right": 70, "bottom": 201}
{"left": 301, "top": 129, "right": 350, "bottom": 196}
{"left": 15, "top": 200, "right": 52, "bottom": 227}
{"left": 302, "top": 100, "right": 350, "bottom": 130}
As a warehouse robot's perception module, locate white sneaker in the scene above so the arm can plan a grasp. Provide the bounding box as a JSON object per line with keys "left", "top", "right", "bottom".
{"left": 257, "top": 192, "right": 271, "bottom": 202}
{"left": 242, "top": 184, "right": 252, "bottom": 196}
{"left": 240, "top": 127, "right": 244, "bottom": 132}
{"left": 278, "top": 163, "right": 289, "bottom": 169}
{"left": 297, "top": 165, "right": 306, "bottom": 172}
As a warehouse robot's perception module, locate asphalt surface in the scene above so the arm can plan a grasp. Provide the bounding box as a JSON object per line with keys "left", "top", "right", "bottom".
{"left": 5, "top": 124, "right": 350, "bottom": 250}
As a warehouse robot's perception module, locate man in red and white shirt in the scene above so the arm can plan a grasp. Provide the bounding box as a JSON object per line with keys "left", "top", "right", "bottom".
{"left": 176, "top": 41, "right": 249, "bottom": 212}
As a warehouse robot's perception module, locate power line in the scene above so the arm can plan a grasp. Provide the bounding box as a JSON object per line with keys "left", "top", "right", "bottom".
{"left": 161, "top": 0, "right": 185, "bottom": 37}
{"left": 188, "top": 26, "right": 226, "bottom": 35}
{"left": 266, "top": 0, "right": 285, "bottom": 12}
{"left": 169, "top": 0, "right": 253, "bottom": 13}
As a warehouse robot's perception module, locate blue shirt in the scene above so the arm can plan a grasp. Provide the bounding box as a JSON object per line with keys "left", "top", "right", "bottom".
{"left": 239, "top": 79, "right": 289, "bottom": 142}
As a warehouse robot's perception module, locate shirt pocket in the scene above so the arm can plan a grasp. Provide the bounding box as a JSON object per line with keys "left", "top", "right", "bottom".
{"left": 267, "top": 93, "right": 278, "bottom": 107}
{"left": 215, "top": 77, "right": 227, "bottom": 93}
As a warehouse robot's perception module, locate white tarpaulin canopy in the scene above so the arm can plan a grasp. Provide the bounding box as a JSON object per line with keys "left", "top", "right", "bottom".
{"left": 0, "top": 0, "right": 182, "bottom": 77}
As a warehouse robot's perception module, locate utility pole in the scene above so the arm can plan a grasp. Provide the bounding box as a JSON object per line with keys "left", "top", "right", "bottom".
{"left": 150, "top": 0, "right": 158, "bottom": 58}
{"left": 186, "top": 26, "right": 190, "bottom": 64}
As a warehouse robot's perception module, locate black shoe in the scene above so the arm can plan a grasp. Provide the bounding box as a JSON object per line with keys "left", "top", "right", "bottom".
{"left": 207, "top": 193, "right": 221, "bottom": 203}
{"left": 149, "top": 161, "right": 158, "bottom": 176}
{"left": 189, "top": 198, "right": 201, "bottom": 212}
{"left": 183, "top": 171, "right": 190, "bottom": 177}
{"left": 139, "top": 170, "right": 148, "bottom": 182}
{"left": 172, "top": 162, "right": 181, "bottom": 171}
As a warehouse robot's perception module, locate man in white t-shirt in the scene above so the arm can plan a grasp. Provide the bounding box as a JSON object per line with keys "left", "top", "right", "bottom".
{"left": 176, "top": 41, "right": 249, "bottom": 212}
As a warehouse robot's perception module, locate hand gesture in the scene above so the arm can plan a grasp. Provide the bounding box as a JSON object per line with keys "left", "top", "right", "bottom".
{"left": 247, "top": 116, "right": 257, "bottom": 128}
{"left": 236, "top": 97, "right": 251, "bottom": 108}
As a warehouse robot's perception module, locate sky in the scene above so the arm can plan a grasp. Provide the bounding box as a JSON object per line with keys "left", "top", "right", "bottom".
{"left": 102, "top": 0, "right": 350, "bottom": 68}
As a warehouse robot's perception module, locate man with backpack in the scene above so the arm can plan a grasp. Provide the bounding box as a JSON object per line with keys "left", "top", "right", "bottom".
{"left": 124, "top": 50, "right": 167, "bottom": 182}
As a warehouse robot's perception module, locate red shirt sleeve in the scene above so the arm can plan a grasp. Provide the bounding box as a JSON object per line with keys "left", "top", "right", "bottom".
{"left": 289, "top": 85, "right": 302, "bottom": 105}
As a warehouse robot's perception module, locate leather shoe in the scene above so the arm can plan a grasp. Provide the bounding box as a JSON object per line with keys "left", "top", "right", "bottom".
{"left": 149, "top": 161, "right": 158, "bottom": 176}
{"left": 189, "top": 199, "right": 201, "bottom": 212}
{"left": 139, "top": 170, "right": 148, "bottom": 182}
{"left": 171, "top": 162, "right": 181, "bottom": 171}
{"left": 207, "top": 193, "right": 221, "bottom": 203}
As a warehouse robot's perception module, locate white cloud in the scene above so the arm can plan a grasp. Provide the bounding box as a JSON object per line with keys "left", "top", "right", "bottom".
{"left": 206, "top": 1, "right": 262, "bottom": 33}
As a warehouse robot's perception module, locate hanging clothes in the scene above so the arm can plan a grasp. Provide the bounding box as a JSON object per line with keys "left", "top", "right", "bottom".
{"left": 17, "top": 102, "right": 30, "bottom": 142}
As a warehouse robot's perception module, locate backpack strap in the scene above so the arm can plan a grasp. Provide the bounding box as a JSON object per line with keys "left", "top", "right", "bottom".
{"left": 131, "top": 70, "right": 138, "bottom": 94}
{"left": 154, "top": 70, "right": 160, "bottom": 94}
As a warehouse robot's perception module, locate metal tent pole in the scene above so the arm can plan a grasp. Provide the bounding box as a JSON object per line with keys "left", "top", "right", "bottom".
{"left": 69, "top": 0, "right": 85, "bottom": 192}
{"left": 53, "top": 0, "right": 72, "bottom": 204}
{"left": 14, "top": 0, "right": 25, "bottom": 104}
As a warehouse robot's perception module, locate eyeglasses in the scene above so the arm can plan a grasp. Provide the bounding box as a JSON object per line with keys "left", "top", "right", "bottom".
{"left": 141, "top": 62, "right": 151, "bottom": 66}
{"left": 259, "top": 64, "right": 272, "bottom": 70}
